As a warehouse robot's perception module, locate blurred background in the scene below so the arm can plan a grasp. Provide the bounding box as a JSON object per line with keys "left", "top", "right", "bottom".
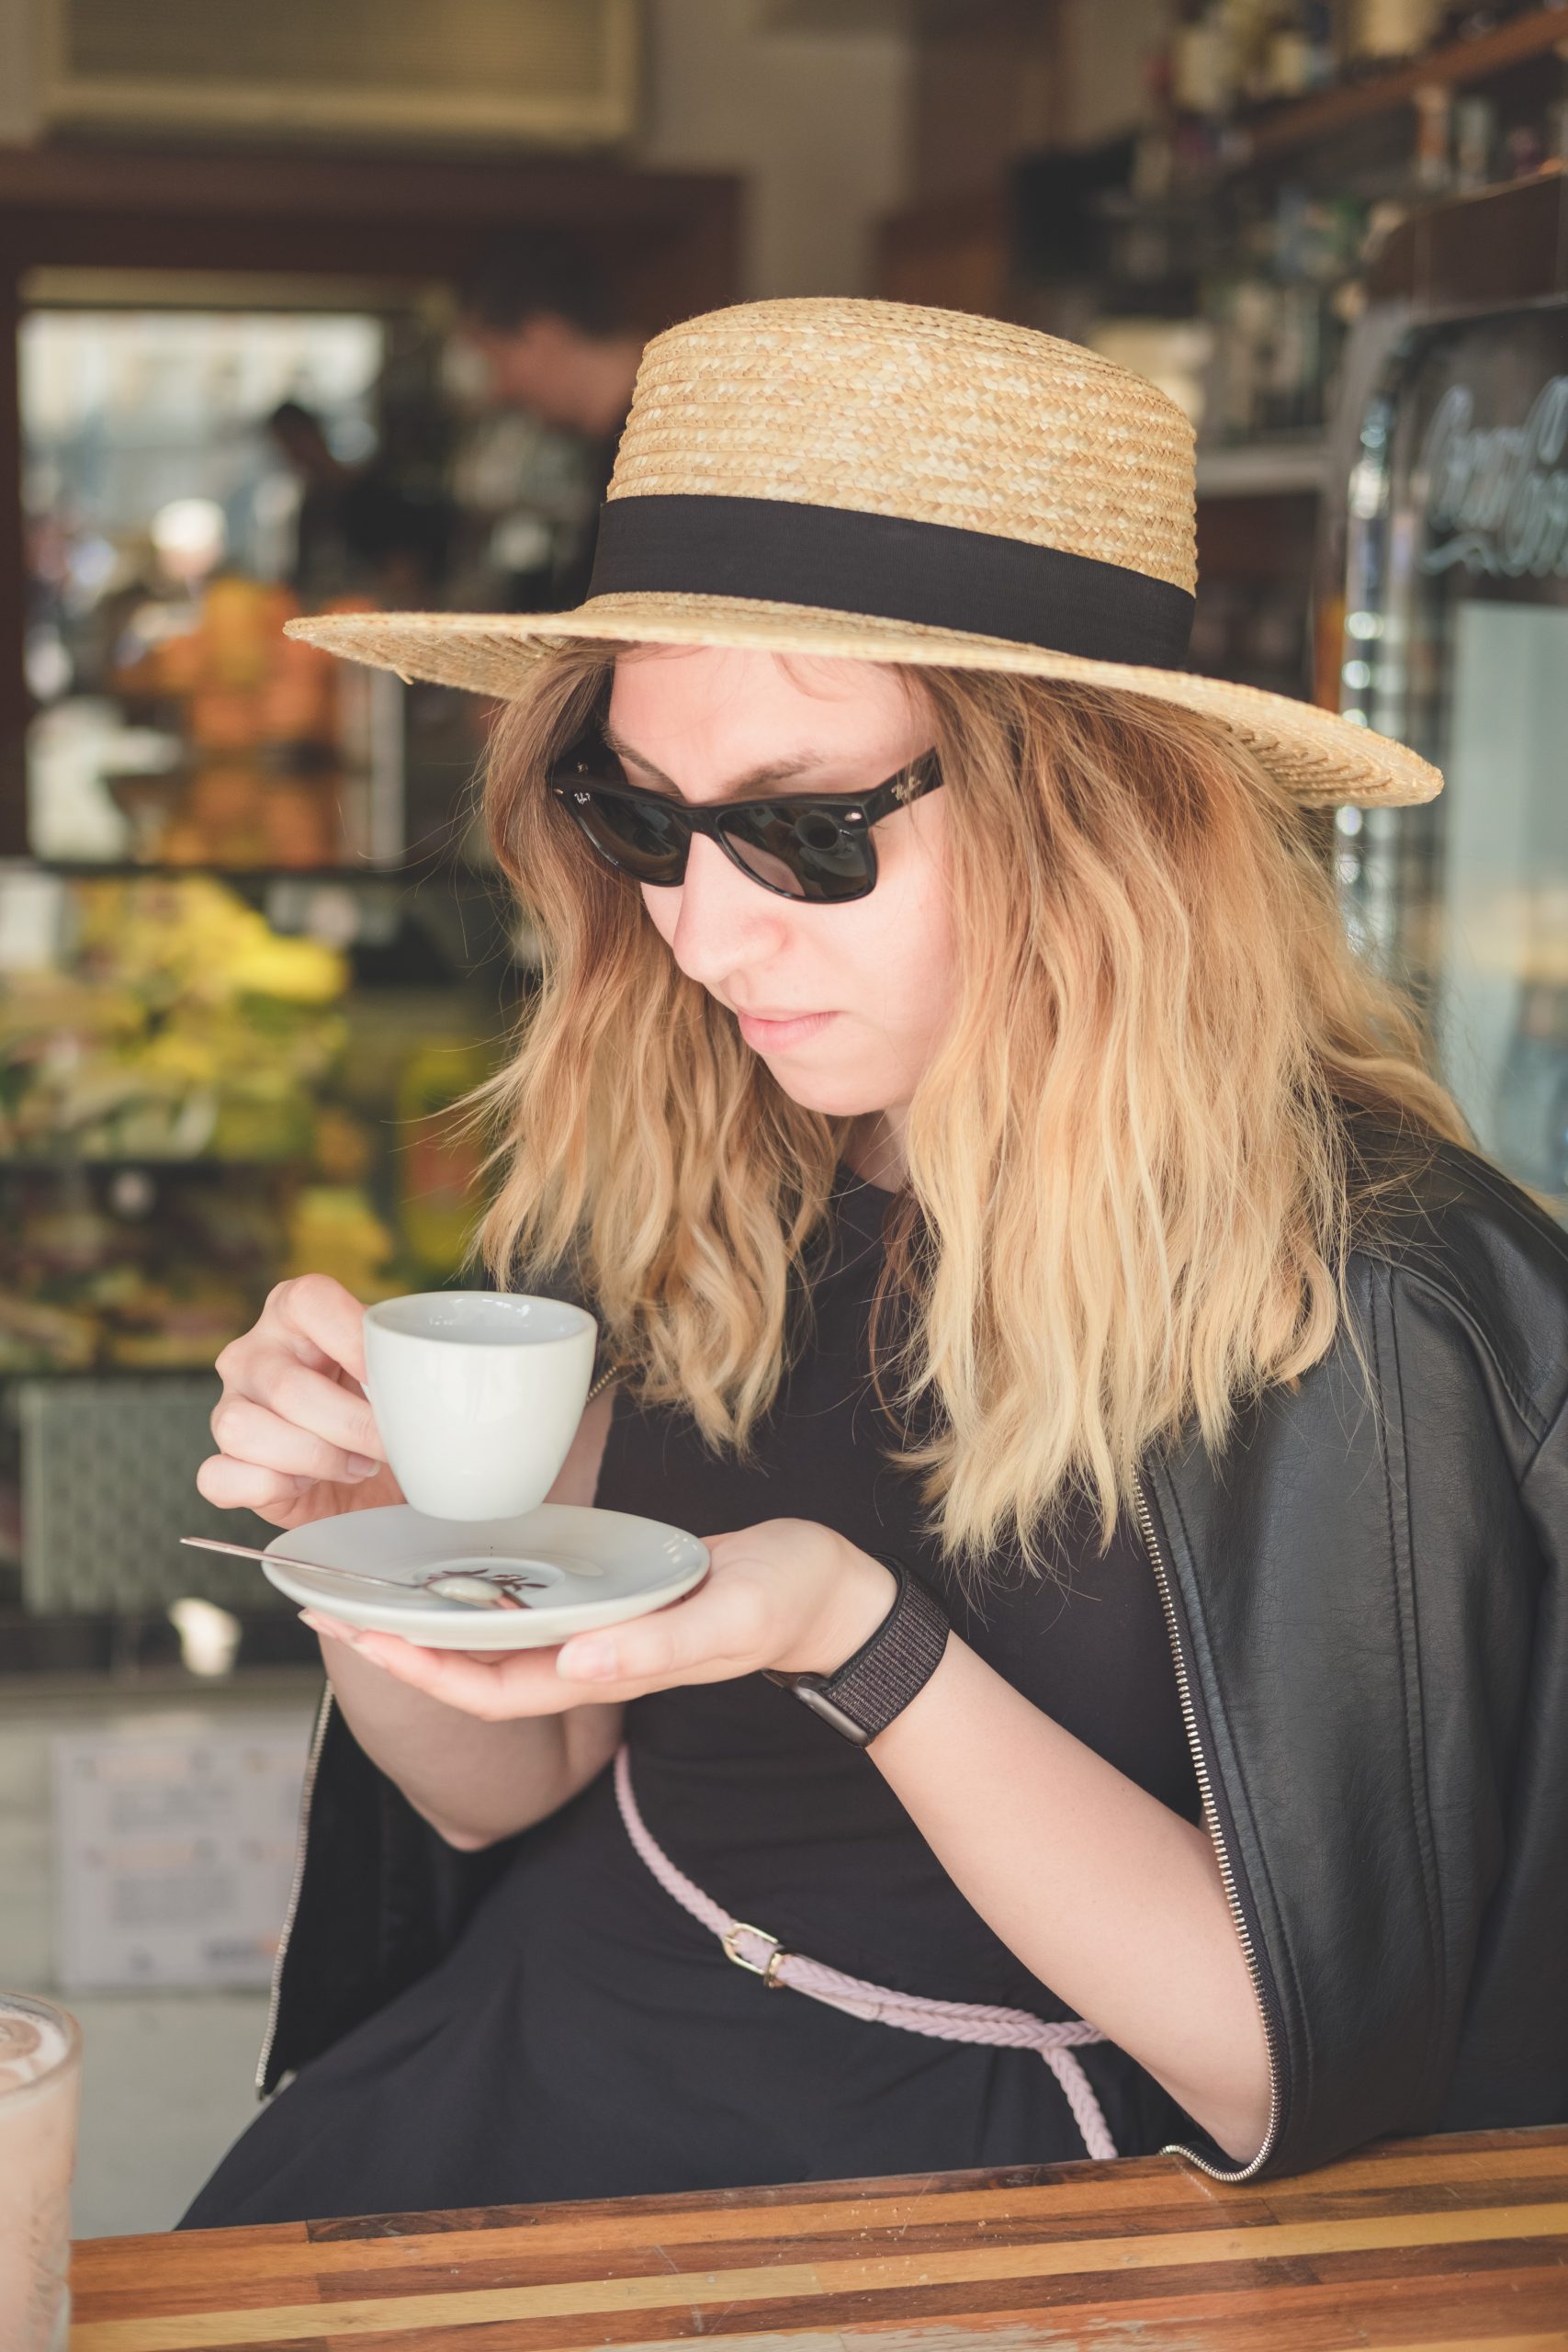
{"left": 1, "top": 0, "right": 1565, "bottom": 2233}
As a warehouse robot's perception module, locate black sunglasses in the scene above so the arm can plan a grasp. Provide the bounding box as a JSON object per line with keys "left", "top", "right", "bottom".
{"left": 547, "top": 735, "right": 945, "bottom": 904}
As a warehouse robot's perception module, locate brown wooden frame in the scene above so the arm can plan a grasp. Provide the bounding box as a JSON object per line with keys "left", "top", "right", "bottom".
{"left": 36, "top": 0, "right": 642, "bottom": 150}
{"left": 0, "top": 140, "right": 743, "bottom": 854}
{"left": 1365, "top": 169, "right": 1568, "bottom": 311}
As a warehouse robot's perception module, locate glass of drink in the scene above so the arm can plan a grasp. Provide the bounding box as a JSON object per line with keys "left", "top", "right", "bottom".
{"left": 0, "top": 1992, "right": 81, "bottom": 2352}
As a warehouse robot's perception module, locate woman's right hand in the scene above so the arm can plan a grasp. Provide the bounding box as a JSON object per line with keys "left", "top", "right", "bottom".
{"left": 197, "top": 1273, "right": 403, "bottom": 1529}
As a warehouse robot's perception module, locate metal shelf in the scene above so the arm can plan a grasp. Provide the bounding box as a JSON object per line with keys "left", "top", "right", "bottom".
{"left": 1195, "top": 439, "right": 1330, "bottom": 499}
{"left": 27, "top": 859, "right": 417, "bottom": 883}
{"left": 0, "top": 1157, "right": 294, "bottom": 1174}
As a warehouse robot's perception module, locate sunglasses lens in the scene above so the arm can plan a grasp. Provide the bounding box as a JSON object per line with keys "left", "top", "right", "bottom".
{"left": 561, "top": 783, "right": 689, "bottom": 886}
{"left": 721, "top": 806, "right": 874, "bottom": 902}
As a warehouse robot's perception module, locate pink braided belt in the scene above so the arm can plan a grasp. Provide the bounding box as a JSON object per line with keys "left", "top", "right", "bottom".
{"left": 612, "top": 1746, "right": 1118, "bottom": 2162}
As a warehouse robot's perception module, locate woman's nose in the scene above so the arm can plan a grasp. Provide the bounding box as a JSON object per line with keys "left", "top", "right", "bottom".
{"left": 667, "top": 831, "right": 788, "bottom": 983}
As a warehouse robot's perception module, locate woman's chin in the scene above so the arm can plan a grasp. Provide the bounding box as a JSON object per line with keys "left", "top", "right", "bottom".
{"left": 761, "top": 1067, "right": 886, "bottom": 1119}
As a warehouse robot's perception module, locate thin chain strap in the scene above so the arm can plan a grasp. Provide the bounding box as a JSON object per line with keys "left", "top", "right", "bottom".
{"left": 585, "top": 1359, "right": 627, "bottom": 1405}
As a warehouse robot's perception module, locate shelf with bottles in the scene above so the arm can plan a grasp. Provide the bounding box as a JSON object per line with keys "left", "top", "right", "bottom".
{"left": 1156, "top": 6, "right": 1568, "bottom": 176}
{"left": 1038, "top": 5, "right": 1568, "bottom": 462}
{"left": 1014, "top": 160, "right": 1378, "bottom": 454}
{"left": 1232, "top": 7, "right": 1568, "bottom": 167}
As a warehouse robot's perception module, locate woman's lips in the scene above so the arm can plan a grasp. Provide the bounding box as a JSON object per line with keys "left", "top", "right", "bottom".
{"left": 735, "top": 1008, "right": 837, "bottom": 1051}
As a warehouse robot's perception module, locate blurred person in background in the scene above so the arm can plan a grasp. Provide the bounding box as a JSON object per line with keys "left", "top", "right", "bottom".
{"left": 455, "top": 242, "right": 644, "bottom": 606}
{"left": 265, "top": 400, "right": 449, "bottom": 608}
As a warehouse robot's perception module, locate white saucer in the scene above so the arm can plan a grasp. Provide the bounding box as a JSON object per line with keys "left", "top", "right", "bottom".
{"left": 263, "top": 1502, "right": 708, "bottom": 1650}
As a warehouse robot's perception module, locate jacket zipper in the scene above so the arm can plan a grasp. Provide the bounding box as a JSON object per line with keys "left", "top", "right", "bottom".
{"left": 254, "top": 1682, "right": 334, "bottom": 2097}
{"left": 1132, "top": 1468, "right": 1284, "bottom": 2182}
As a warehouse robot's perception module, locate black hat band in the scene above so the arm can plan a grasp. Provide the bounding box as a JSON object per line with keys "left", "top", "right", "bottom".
{"left": 587, "top": 492, "right": 1194, "bottom": 670}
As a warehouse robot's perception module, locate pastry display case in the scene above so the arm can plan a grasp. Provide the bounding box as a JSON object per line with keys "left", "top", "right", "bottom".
{"left": 3, "top": 280, "right": 525, "bottom": 1676}
{"left": 0, "top": 143, "right": 737, "bottom": 1683}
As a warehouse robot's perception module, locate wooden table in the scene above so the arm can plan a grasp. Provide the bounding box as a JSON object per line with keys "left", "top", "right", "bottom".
{"left": 69, "top": 2126, "right": 1568, "bottom": 2352}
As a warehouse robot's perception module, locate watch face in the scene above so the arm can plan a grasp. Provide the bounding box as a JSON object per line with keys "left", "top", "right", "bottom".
{"left": 792, "top": 1678, "right": 874, "bottom": 1747}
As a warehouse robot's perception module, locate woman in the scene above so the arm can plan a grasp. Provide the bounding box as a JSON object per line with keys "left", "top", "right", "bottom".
{"left": 183, "top": 301, "right": 1566, "bottom": 2222}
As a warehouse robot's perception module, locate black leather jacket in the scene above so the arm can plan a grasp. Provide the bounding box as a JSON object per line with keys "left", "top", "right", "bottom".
{"left": 257, "top": 1134, "right": 1568, "bottom": 2180}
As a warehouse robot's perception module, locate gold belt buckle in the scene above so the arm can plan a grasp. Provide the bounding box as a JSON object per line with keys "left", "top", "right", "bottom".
{"left": 722, "top": 1920, "right": 787, "bottom": 1988}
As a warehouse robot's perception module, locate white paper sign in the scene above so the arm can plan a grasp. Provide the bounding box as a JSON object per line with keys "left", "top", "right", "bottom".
{"left": 51, "top": 1721, "right": 311, "bottom": 1991}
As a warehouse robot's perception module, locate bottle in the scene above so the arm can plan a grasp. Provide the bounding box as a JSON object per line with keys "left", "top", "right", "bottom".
{"left": 1230, "top": 0, "right": 1283, "bottom": 101}
{"left": 1302, "top": 0, "right": 1341, "bottom": 85}
{"left": 1174, "top": 3, "right": 1236, "bottom": 117}
{"left": 1412, "top": 81, "right": 1455, "bottom": 193}
{"left": 1452, "top": 91, "right": 1498, "bottom": 189}
{"left": 1264, "top": 6, "right": 1316, "bottom": 96}
{"left": 1350, "top": 0, "right": 1444, "bottom": 59}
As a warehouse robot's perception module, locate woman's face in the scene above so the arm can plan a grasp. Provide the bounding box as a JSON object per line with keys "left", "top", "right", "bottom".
{"left": 605, "top": 646, "right": 955, "bottom": 1137}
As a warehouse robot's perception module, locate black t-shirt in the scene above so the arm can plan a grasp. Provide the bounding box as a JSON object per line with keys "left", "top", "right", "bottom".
{"left": 606, "top": 1161, "right": 1202, "bottom": 2010}
{"left": 179, "top": 1164, "right": 1204, "bottom": 2226}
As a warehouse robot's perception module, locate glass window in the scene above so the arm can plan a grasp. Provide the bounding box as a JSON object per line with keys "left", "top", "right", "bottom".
{"left": 1338, "top": 302, "right": 1568, "bottom": 1215}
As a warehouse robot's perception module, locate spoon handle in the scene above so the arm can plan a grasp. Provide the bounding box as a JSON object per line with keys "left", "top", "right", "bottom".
{"left": 177, "top": 1535, "right": 513, "bottom": 1607}
{"left": 181, "top": 1534, "right": 411, "bottom": 1588}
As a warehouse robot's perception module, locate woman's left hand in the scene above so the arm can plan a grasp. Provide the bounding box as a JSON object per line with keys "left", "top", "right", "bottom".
{"left": 296, "top": 1520, "right": 897, "bottom": 1723}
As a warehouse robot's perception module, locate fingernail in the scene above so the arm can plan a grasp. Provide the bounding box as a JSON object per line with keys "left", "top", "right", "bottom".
{"left": 559, "top": 1638, "right": 617, "bottom": 1680}
{"left": 345, "top": 1454, "right": 380, "bottom": 1479}
{"left": 299, "top": 1611, "right": 358, "bottom": 1645}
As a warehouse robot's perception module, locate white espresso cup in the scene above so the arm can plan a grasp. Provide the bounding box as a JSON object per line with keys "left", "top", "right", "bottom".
{"left": 362, "top": 1292, "right": 598, "bottom": 1521}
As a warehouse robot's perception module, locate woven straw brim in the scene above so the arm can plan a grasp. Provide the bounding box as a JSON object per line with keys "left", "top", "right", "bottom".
{"left": 286, "top": 594, "right": 1440, "bottom": 809}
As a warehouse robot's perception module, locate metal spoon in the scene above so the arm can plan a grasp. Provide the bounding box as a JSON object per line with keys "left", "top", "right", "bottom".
{"left": 178, "top": 1535, "right": 555, "bottom": 1611}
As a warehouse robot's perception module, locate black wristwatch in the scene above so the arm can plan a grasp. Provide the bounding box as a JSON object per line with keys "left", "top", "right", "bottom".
{"left": 765, "top": 1558, "right": 950, "bottom": 1746}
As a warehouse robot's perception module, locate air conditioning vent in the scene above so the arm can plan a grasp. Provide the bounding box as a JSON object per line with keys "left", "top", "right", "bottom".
{"left": 39, "top": 0, "right": 639, "bottom": 148}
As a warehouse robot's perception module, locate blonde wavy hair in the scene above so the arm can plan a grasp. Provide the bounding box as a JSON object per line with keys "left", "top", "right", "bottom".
{"left": 477, "top": 644, "right": 1471, "bottom": 1572}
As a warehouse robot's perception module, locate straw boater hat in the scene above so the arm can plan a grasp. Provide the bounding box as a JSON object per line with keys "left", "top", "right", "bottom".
{"left": 288, "top": 298, "right": 1438, "bottom": 808}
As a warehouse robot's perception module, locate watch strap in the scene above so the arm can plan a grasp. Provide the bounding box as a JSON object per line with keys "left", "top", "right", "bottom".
{"left": 767, "top": 1559, "right": 950, "bottom": 1745}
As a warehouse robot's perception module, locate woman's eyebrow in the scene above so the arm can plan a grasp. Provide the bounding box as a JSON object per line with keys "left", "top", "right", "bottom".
{"left": 601, "top": 723, "right": 834, "bottom": 802}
